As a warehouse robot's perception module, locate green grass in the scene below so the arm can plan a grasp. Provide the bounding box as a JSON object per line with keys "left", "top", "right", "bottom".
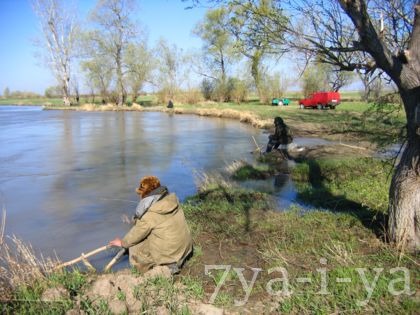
{"left": 291, "top": 157, "right": 392, "bottom": 214}
{"left": 0, "top": 97, "right": 63, "bottom": 106}
{"left": 164, "top": 100, "right": 405, "bottom": 146}
{"left": 3, "top": 180, "right": 418, "bottom": 313}
{"left": 181, "top": 181, "right": 418, "bottom": 313}
{"left": 231, "top": 164, "right": 273, "bottom": 180}
{"left": 0, "top": 95, "right": 155, "bottom": 106}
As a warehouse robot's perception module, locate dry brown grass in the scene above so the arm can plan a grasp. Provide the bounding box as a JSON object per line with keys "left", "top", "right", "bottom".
{"left": 224, "top": 160, "right": 247, "bottom": 176}
{"left": 0, "top": 207, "right": 59, "bottom": 298}
{"left": 193, "top": 170, "right": 234, "bottom": 192}
{"left": 50, "top": 101, "right": 275, "bottom": 131}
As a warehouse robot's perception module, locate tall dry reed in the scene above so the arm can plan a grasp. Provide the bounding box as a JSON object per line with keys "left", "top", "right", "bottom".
{"left": 193, "top": 170, "right": 234, "bottom": 193}
{"left": 0, "top": 207, "right": 59, "bottom": 298}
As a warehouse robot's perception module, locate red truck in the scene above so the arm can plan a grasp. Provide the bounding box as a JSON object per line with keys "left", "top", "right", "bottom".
{"left": 299, "top": 92, "right": 341, "bottom": 109}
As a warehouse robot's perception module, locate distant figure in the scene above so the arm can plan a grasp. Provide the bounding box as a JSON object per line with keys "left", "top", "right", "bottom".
{"left": 109, "top": 176, "right": 193, "bottom": 274}
{"left": 265, "top": 117, "right": 293, "bottom": 156}
{"left": 167, "top": 100, "right": 174, "bottom": 108}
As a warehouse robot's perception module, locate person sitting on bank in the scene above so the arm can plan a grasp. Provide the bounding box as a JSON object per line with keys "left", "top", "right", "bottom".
{"left": 265, "top": 116, "right": 293, "bottom": 156}
{"left": 109, "top": 176, "right": 193, "bottom": 274}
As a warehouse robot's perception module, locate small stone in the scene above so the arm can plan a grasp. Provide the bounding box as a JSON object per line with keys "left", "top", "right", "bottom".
{"left": 41, "top": 285, "right": 69, "bottom": 301}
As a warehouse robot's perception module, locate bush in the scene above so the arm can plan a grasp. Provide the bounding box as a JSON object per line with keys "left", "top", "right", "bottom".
{"left": 44, "top": 86, "right": 63, "bottom": 98}
{"left": 177, "top": 89, "right": 204, "bottom": 105}
{"left": 259, "top": 72, "right": 288, "bottom": 104}
{"left": 226, "top": 77, "right": 248, "bottom": 104}
{"left": 200, "top": 79, "right": 215, "bottom": 100}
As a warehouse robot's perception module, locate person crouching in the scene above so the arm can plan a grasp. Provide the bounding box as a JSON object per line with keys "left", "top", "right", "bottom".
{"left": 265, "top": 116, "right": 294, "bottom": 158}
{"left": 109, "top": 176, "right": 193, "bottom": 274}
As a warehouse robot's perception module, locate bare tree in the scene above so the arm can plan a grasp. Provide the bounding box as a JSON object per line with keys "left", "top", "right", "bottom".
{"left": 32, "top": 0, "right": 78, "bottom": 106}
{"left": 89, "top": 0, "right": 137, "bottom": 106}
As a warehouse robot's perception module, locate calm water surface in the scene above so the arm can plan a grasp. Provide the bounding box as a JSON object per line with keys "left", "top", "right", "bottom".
{"left": 0, "top": 106, "right": 321, "bottom": 267}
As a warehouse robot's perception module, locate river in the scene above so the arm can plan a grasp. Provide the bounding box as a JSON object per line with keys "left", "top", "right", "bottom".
{"left": 0, "top": 105, "right": 327, "bottom": 267}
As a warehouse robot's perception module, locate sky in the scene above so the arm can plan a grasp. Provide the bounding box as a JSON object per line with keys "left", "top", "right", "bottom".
{"left": 0, "top": 0, "right": 209, "bottom": 94}
{"left": 0, "top": 0, "right": 363, "bottom": 95}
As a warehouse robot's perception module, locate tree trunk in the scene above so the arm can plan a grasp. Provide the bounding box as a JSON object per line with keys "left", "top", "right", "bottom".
{"left": 62, "top": 75, "right": 71, "bottom": 106}
{"left": 132, "top": 92, "right": 138, "bottom": 104}
{"left": 388, "top": 88, "right": 420, "bottom": 251}
{"left": 116, "top": 48, "right": 124, "bottom": 107}
{"left": 251, "top": 51, "right": 262, "bottom": 102}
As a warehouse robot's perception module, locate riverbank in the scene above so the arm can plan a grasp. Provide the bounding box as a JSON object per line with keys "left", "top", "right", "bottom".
{"left": 38, "top": 100, "right": 405, "bottom": 148}
{"left": 2, "top": 157, "right": 418, "bottom": 314}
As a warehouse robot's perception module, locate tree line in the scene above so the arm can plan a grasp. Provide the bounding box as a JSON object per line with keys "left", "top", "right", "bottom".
{"left": 30, "top": 0, "right": 390, "bottom": 107}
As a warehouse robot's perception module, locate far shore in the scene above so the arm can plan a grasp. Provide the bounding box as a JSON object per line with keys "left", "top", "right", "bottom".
{"left": 1, "top": 99, "right": 405, "bottom": 149}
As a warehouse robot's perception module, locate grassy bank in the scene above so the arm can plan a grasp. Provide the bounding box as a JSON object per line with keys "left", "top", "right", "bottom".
{"left": 2, "top": 93, "right": 406, "bottom": 146}
{"left": 3, "top": 161, "right": 418, "bottom": 314}
{"left": 40, "top": 99, "right": 405, "bottom": 147}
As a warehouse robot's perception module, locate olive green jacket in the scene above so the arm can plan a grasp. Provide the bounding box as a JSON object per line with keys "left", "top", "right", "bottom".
{"left": 121, "top": 193, "right": 192, "bottom": 267}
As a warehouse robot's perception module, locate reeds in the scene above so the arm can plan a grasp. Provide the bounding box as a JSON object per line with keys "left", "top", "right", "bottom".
{"left": 0, "top": 207, "right": 60, "bottom": 298}
{"left": 193, "top": 170, "right": 234, "bottom": 193}
{"left": 224, "top": 160, "right": 248, "bottom": 176}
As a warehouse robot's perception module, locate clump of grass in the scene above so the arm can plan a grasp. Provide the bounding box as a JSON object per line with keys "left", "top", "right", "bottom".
{"left": 193, "top": 170, "right": 234, "bottom": 193}
{"left": 225, "top": 160, "right": 274, "bottom": 181}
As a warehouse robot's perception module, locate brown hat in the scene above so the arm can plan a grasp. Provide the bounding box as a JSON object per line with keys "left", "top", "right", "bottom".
{"left": 135, "top": 176, "right": 161, "bottom": 198}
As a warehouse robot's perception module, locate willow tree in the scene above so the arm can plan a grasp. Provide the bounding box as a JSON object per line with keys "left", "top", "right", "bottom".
{"left": 89, "top": 0, "right": 137, "bottom": 106}
{"left": 32, "top": 0, "right": 78, "bottom": 106}
{"left": 227, "top": 0, "right": 287, "bottom": 99}
{"left": 189, "top": 0, "right": 420, "bottom": 251}
{"left": 194, "top": 8, "right": 238, "bottom": 100}
{"left": 125, "top": 43, "right": 154, "bottom": 103}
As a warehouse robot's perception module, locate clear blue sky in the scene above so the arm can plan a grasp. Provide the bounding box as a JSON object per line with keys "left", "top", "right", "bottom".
{"left": 0, "top": 0, "right": 208, "bottom": 94}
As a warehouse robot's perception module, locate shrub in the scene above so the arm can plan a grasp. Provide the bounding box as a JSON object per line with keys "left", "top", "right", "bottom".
{"left": 200, "top": 79, "right": 215, "bottom": 100}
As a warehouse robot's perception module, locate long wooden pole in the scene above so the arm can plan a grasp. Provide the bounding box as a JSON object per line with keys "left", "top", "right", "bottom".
{"left": 54, "top": 245, "right": 109, "bottom": 270}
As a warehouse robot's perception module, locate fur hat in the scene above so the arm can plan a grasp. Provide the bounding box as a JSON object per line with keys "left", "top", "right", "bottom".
{"left": 136, "top": 176, "right": 161, "bottom": 198}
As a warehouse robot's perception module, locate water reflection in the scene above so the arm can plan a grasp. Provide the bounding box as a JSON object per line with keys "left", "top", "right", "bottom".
{"left": 1, "top": 107, "right": 320, "bottom": 267}
{"left": 1, "top": 108, "right": 269, "bottom": 264}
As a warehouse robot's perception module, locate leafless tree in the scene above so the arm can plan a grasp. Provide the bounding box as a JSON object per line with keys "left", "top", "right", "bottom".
{"left": 32, "top": 0, "right": 78, "bottom": 106}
